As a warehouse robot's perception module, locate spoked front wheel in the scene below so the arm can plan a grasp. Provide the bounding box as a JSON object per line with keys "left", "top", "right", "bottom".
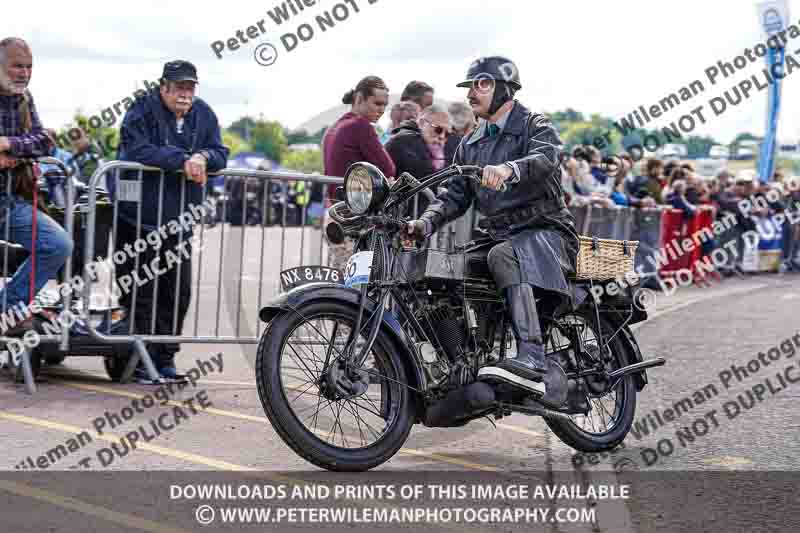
{"left": 543, "top": 309, "right": 637, "bottom": 453}
{"left": 255, "top": 301, "right": 415, "bottom": 471}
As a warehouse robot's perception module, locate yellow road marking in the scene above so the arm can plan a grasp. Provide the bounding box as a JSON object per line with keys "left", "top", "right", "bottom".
{"left": 398, "top": 448, "right": 500, "bottom": 472}
{"left": 0, "top": 413, "right": 495, "bottom": 533}
{"left": 0, "top": 480, "right": 193, "bottom": 533}
{"left": 51, "top": 373, "right": 544, "bottom": 440}
{"left": 48, "top": 372, "right": 298, "bottom": 392}
{"left": 193, "top": 378, "right": 255, "bottom": 386}
{"left": 495, "top": 423, "right": 544, "bottom": 439}
{"left": 44, "top": 370, "right": 255, "bottom": 388}
{"left": 47, "top": 379, "right": 505, "bottom": 474}
{"left": 54, "top": 380, "right": 268, "bottom": 424}
{"left": 0, "top": 411, "right": 256, "bottom": 471}
{"left": 701, "top": 456, "right": 754, "bottom": 468}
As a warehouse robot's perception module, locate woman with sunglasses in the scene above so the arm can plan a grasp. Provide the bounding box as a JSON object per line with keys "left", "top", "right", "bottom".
{"left": 385, "top": 104, "right": 452, "bottom": 217}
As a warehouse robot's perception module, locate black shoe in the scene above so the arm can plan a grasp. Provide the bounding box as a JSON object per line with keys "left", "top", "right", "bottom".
{"left": 134, "top": 368, "right": 163, "bottom": 385}
{"left": 478, "top": 339, "right": 569, "bottom": 406}
{"left": 158, "top": 365, "right": 188, "bottom": 384}
{"left": 478, "top": 357, "right": 568, "bottom": 407}
{"left": 498, "top": 340, "right": 547, "bottom": 379}
{"left": 477, "top": 283, "right": 568, "bottom": 406}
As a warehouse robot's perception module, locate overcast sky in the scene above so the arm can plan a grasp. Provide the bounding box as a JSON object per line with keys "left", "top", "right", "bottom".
{"left": 5, "top": 0, "right": 800, "bottom": 144}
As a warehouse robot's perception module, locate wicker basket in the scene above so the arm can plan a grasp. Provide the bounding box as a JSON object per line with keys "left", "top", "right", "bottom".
{"left": 574, "top": 236, "right": 638, "bottom": 280}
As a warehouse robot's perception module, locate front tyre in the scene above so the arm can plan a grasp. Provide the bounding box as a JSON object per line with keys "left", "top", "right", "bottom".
{"left": 255, "top": 301, "right": 415, "bottom": 472}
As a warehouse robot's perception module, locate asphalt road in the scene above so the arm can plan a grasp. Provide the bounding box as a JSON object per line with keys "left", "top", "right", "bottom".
{"left": 3, "top": 271, "right": 797, "bottom": 473}
{"left": 1, "top": 224, "right": 798, "bottom": 532}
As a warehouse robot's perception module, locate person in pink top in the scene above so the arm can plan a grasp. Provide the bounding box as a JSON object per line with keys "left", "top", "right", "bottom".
{"left": 323, "top": 75, "right": 395, "bottom": 186}
{"left": 323, "top": 75, "right": 395, "bottom": 269}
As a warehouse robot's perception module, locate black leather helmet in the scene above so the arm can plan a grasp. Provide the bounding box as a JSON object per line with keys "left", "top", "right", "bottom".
{"left": 457, "top": 56, "right": 521, "bottom": 91}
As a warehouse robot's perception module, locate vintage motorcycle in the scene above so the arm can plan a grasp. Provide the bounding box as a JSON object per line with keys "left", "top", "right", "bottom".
{"left": 255, "top": 162, "right": 664, "bottom": 471}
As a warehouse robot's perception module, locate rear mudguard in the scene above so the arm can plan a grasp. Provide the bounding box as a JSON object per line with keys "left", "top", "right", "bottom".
{"left": 611, "top": 322, "right": 648, "bottom": 391}
{"left": 259, "top": 283, "right": 429, "bottom": 393}
{"left": 574, "top": 283, "right": 650, "bottom": 391}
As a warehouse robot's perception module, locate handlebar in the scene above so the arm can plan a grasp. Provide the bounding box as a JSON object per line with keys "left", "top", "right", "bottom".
{"left": 398, "top": 172, "right": 437, "bottom": 204}
{"left": 329, "top": 164, "right": 512, "bottom": 233}
{"left": 385, "top": 164, "right": 485, "bottom": 211}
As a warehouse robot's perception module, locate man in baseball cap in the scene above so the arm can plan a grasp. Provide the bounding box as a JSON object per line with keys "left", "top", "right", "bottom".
{"left": 158, "top": 60, "right": 199, "bottom": 120}
{"left": 114, "top": 59, "right": 229, "bottom": 384}
{"left": 161, "top": 60, "right": 198, "bottom": 83}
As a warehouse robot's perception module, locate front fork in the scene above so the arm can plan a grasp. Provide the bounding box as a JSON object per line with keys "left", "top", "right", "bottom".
{"left": 322, "top": 233, "right": 388, "bottom": 388}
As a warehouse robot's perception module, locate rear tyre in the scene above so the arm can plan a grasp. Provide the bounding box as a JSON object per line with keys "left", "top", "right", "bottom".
{"left": 256, "top": 301, "right": 415, "bottom": 472}
{"left": 543, "top": 309, "right": 637, "bottom": 453}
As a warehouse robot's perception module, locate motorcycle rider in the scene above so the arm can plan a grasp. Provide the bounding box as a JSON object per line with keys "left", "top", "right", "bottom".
{"left": 405, "top": 56, "right": 579, "bottom": 407}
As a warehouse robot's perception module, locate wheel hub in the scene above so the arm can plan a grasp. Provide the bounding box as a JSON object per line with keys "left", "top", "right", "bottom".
{"left": 321, "top": 359, "right": 369, "bottom": 400}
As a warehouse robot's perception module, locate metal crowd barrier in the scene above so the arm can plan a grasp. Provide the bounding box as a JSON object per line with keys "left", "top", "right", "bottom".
{"left": 2, "top": 159, "right": 345, "bottom": 392}
{"left": 568, "top": 203, "right": 800, "bottom": 279}
{"left": 5, "top": 158, "right": 800, "bottom": 394}
{"left": 629, "top": 207, "right": 664, "bottom": 283}
{"left": 2, "top": 158, "right": 488, "bottom": 394}
{"left": 80, "top": 161, "right": 347, "bottom": 385}
{"left": 1, "top": 156, "right": 76, "bottom": 393}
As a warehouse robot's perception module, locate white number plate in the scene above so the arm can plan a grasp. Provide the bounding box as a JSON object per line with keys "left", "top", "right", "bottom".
{"left": 280, "top": 266, "right": 343, "bottom": 291}
{"left": 344, "top": 251, "right": 374, "bottom": 288}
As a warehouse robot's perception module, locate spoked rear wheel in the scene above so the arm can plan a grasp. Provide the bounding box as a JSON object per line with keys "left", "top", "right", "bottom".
{"left": 543, "top": 309, "right": 636, "bottom": 453}
{"left": 255, "top": 301, "right": 415, "bottom": 471}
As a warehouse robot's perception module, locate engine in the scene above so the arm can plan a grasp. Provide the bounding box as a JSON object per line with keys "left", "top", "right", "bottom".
{"left": 417, "top": 304, "right": 467, "bottom": 363}
{"left": 416, "top": 303, "right": 499, "bottom": 428}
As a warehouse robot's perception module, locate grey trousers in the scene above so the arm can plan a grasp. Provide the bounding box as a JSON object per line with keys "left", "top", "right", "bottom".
{"left": 486, "top": 240, "right": 523, "bottom": 289}
{"left": 485, "top": 241, "right": 542, "bottom": 340}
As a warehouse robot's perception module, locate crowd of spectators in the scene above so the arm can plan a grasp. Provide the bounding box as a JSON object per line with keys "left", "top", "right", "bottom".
{"left": 319, "top": 73, "right": 800, "bottom": 277}
{"left": 561, "top": 144, "right": 800, "bottom": 277}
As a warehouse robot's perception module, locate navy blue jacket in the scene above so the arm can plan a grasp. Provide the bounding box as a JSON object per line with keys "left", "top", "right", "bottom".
{"left": 115, "top": 88, "right": 229, "bottom": 231}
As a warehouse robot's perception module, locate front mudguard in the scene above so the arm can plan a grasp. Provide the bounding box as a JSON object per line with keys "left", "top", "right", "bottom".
{"left": 259, "top": 283, "right": 429, "bottom": 394}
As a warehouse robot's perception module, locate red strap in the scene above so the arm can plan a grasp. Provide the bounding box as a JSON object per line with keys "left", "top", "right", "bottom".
{"left": 29, "top": 187, "right": 37, "bottom": 305}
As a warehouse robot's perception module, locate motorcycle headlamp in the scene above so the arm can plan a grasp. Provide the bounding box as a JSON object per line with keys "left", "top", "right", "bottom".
{"left": 344, "top": 162, "right": 388, "bottom": 215}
